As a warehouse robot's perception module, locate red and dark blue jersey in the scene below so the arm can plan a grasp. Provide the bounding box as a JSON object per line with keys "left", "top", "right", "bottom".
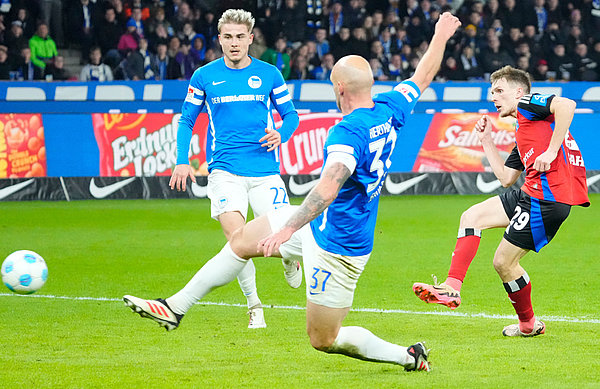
{"left": 508, "top": 93, "right": 589, "bottom": 207}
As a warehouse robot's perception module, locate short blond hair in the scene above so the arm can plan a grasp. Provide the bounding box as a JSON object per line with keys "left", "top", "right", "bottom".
{"left": 490, "top": 65, "right": 532, "bottom": 94}
{"left": 218, "top": 9, "right": 255, "bottom": 34}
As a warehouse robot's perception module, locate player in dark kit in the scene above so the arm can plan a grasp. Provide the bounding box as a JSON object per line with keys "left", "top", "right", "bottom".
{"left": 413, "top": 65, "right": 589, "bottom": 337}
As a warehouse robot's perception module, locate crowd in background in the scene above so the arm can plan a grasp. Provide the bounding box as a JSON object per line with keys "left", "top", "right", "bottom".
{"left": 0, "top": 0, "right": 599, "bottom": 82}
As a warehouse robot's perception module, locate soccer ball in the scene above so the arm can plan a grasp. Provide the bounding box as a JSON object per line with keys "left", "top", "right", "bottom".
{"left": 1, "top": 250, "right": 48, "bottom": 294}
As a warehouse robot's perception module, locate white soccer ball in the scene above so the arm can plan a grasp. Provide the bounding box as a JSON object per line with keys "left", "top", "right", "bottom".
{"left": 1, "top": 250, "right": 48, "bottom": 294}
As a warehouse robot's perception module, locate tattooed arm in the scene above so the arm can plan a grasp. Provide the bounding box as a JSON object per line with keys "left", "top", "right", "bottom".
{"left": 258, "top": 162, "right": 352, "bottom": 257}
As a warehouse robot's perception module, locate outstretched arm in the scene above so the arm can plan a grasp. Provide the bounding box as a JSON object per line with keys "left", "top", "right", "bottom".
{"left": 475, "top": 115, "right": 521, "bottom": 187}
{"left": 258, "top": 162, "right": 351, "bottom": 256}
{"left": 533, "top": 96, "right": 576, "bottom": 172}
{"left": 407, "top": 12, "right": 461, "bottom": 93}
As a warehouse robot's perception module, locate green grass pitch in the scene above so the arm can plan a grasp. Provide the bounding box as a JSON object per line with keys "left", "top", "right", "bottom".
{"left": 1, "top": 195, "right": 599, "bottom": 387}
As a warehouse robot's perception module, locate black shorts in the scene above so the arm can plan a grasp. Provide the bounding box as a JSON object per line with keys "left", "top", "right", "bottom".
{"left": 499, "top": 189, "right": 571, "bottom": 252}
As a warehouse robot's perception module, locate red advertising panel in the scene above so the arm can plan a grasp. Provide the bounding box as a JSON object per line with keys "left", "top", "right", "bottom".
{"left": 0, "top": 114, "right": 46, "bottom": 178}
{"left": 413, "top": 113, "right": 516, "bottom": 172}
{"left": 277, "top": 112, "right": 342, "bottom": 175}
{"left": 92, "top": 113, "right": 209, "bottom": 176}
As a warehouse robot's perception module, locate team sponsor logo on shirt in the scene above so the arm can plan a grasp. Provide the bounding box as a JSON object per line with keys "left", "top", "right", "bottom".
{"left": 248, "top": 76, "right": 262, "bottom": 89}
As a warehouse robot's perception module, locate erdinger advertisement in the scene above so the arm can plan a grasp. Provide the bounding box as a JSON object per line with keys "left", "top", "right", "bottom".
{"left": 92, "top": 113, "right": 209, "bottom": 177}
{"left": 413, "top": 113, "right": 516, "bottom": 172}
{"left": 0, "top": 114, "right": 46, "bottom": 178}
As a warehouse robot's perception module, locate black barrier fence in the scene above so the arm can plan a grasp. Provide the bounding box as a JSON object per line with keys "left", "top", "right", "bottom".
{"left": 1, "top": 172, "right": 599, "bottom": 201}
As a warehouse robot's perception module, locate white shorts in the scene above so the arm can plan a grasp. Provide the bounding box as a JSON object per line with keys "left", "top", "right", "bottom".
{"left": 207, "top": 169, "right": 290, "bottom": 220}
{"left": 267, "top": 207, "right": 371, "bottom": 309}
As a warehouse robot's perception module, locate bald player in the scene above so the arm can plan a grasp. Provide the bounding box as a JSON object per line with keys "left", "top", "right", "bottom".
{"left": 123, "top": 12, "right": 461, "bottom": 371}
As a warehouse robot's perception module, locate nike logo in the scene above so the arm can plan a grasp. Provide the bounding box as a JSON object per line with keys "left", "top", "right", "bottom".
{"left": 191, "top": 181, "right": 207, "bottom": 197}
{"left": 384, "top": 174, "right": 428, "bottom": 194}
{"left": 288, "top": 176, "right": 319, "bottom": 196}
{"left": 587, "top": 173, "right": 600, "bottom": 187}
{"left": 89, "top": 177, "right": 136, "bottom": 199}
{"left": 476, "top": 174, "right": 503, "bottom": 193}
{"left": 308, "top": 291, "right": 321, "bottom": 295}
{"left": 0, "top": 179, "right": 35, "bottom": 200}
{"left": 212, "top": 80, "right": 226, "bottom": 85}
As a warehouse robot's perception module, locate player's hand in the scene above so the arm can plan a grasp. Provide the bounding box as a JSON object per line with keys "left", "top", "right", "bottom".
{"left": 258, "top": 227, "right": 294, "bottom": 257}
{"left": 169, "top": 164, "right": 196, "bottom": 191}
{"left": 533, "top": 150, "right": 557, "bottom": 172}
{"left": 474, "top": 115, "right": 493, "bottom": 141}
{"left": 434, "top": 12, "right": 461, "bottom": 41}
{"left": 260, "top": 128, "right": 282, "bottom": 152}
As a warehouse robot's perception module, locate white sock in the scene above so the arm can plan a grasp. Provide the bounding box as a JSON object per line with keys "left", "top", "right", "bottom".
{"left": 328, "top": 326, "right": 412, "bottom": 366}
{"left": 166, "top": 243, "right": 247, "bottom": 315}
{"left": 237, "top": 259, "right": 261, "bottom": 308}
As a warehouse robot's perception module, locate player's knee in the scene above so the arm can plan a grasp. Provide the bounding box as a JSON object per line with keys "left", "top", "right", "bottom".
{"left": 459, "top": 207, "right": 478, "bottom": 228}
{"left": 492, "top": 252, "right": 510, "bottom": 276}
{"left": 307, "top": 327, "right": 336, "bottom": 351}
{"left": 229, "top": 227, "right": 251, "bottom": 259}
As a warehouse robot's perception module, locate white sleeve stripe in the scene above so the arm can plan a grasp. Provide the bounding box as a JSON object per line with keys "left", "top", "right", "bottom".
{"left": 327, "top": 144, "right": 354, "bottom": 154}
{"left": 275, "top": 94, "right": 291, "bottom": 105}
{"left": 324, "top": 152, "right": 357, "bottom": 174}
{"left": 273, "top": 84, "right": 288, "bottom": 95}
{"left": 189, "top": 85, "right": 204, "bottom": 96}
{"left": 185, "top": 95, "right": 205, "bottom": 105}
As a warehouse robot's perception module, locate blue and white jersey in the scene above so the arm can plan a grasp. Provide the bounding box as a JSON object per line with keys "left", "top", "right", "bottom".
{"left": 310, "top": 81, "right": 421, "bottom": 256}
{"left": 177, "top": 57, "right": 298, "bottom": 177}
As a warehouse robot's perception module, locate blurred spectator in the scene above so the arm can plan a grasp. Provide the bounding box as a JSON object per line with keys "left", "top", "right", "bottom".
{"left": 146, "top": 6, "right": 174, "bottom": 39}
{"left": 261, "top": 36, "right": 291, "bottom": 80}
{"left": 108, "top": 0, "right": 128, "bottom": 26}
{"left": 590, "top": 41, "right": 600, "bottom": 76}
{"left": 196, "top": 11, "right": 217, "bottom": 49}
{"left": 350, "top": 27, "right": 369, "bottom": 59}
{"left": 548, "top": 43, "right": 574, "bottom": 81}
{"left": 330, "top": 27, "right": 352, "bottom": 60}
{"left": 0, "top": 45, "right": 9, "bottom": 79}
{"left": 531, "top": 58, "right": 552, "bottom": 81}
{"left": 175, "top": 38, "right": 198, "bottom": 79}
{"left": 369, "top": 40, "right": 389, "bottom": 68}
{"left": 40, "top": 0, "right": 64, "bottom": 47}
{"left": 5, "top": 20, "right": 26, "bottom": 58}
{"left": 379, "top": 27, "right": 393, "bottom": 58}
{"left": 67, "top": 0, "right": 98, "bottom": 62}
{"left": 387, "top": 53, "right": 403, "bottom": 81}
{"left": 306, "top": 0, "right": 326, "bottom": 32}
{"left": 97, "top": 7, "right": 124, "bottom": 60}
{"left": 328, "top": 1, "right": 344, "bottom": 36}
{"left": 128, "top": 6, "right": 145, "bottom": 37}
{"left": 314, "top": 27, "right": 330, "bottom": 59}
{"left": 178, "top": 21, "right": 196, "bottom": 43}
{"left": 248, "top": 27, "right": 267, "bottom": 59}
{"left": 392, "top": 27, "right": 409, "bottom": 54}
{"left": 545, "top": 0, "right": 565, "bottom": 26}
{"left": 14, "top": 7, "right": 35, "bottom": 39}
{"left": 406, "top": 14, "right": 429, "bottom": 48}
{"left": 304, "top": 40, "right": 320, "bottom": 68}
{"left": 532, "top": 0, "right": 547, "bottom": 35}
{"left": 499, "top": 0, "right": 525, "bottom": 29}
{"left": 368, "top": 10, "right": 383, "bottom": 40}
{"left": 516, "top": 55, "right": 531, "bottom": 73}
{"left": 289, "top": 54, "right": 310, "bottom": 80}
{"left": 280, "top": 0, "right": 306, "bottom": 44}
{"left": 12, "top": 46, "right": 44, "bottom": 80}
{"left": 29, "top": 23, "right": 57, "bottom": 70}
{"left": 566, "top": 24, "right": 586, "bottom": 54}
{"left": 118, "top": 19, "right": 140, "bottom": 56}
{"left": 402, "top": 54, "right": 420, "bottom": 79}
{"left": 149, "top": 23, "right": 170, "bottom": 50}
{"left": 152, "top": 41, "right": 181, "bottom": 80}
{"left": 501, "top": 27, "right": 522, "bottom": 59}
{"left": 172, "top": 1, "right": 193, "bottom": 32}
{"left": 344, "top": 0, "right": 366, "bottom": 29}
{"left": 459, "top": 45, "right": 484, "bottom": 79}
{"left": 80, "top": 46, "right": 113, "bottom": 81}
{"left": 369, "top": 57, "right": 388, "bottom": 81}
{"left": 438, "top": 55, "right": 465, "bottom": 81}
{"left": 483, "top": 0, "right": 500, "bottom": 29}
{"left": 481, "top": 35, "right": 514, "bottom": 73}
{"left": 541, "top": 22, "right": 563, "bottom": 56}
{"left": 460, "top": 24, "right": 484, "bottom": 52}
{"left": 167, "top": 35, "right": 180, "bottom": 57}
{"left": 44, "top": 55, "right": 70, "bottom": 81}
{"left": 164, "top": 0, "right": 183, "bottom": 23}
{"left": 190, "top": 33, "right": 206, "bottom": 63}
{"left": 573, "top": 43, "right": 598, "bottom": 81}
{"left": 203, "top": 47, "right": 217, "bottom": 64}
{"left": 311, "top": 52, "right": 334, "bottom": 80}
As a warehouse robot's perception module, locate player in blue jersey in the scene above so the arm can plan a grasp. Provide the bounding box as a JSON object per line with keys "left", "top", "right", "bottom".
{"left": 124, "top": 12, "right": 461, "bottom": 371}
{"left": 169, "top": 9, "right": 301, "bottom": 329}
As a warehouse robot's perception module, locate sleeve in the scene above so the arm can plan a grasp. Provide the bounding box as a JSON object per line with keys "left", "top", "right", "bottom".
{"left": 176, "top": 69, "right": 205, "bottom": 165}
{"left": 322, "top": 123, "right": 362, "bottom": 175}
{"left": 375, "top": 80, "right": 421, "bottom": 127}
{"left": 517, "top": 94, "right": 554, "bottom": 121}
{"left": 504, "top": 145, "right": 525, "bottom": 171}
{"left": 270, "top": 68, "right": 299, "bottom": 142}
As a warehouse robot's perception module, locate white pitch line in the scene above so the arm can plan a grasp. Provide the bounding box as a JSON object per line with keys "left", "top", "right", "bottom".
{"left": 1, "top": 293, "right": 599, "bottom": 324}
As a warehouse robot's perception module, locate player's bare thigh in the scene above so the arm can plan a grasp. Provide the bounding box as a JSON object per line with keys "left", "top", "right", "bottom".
{"left": 306, "top": 300, "right": 350, "bottom": 350}
{"left": 229, "top": 215, "right": 279, "bottom": 259}
{"left": 460, "top": 195, "right": 510, "bottom": 230}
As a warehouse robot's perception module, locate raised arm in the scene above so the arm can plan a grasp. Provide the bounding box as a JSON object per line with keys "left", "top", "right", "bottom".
{"left": 407, "top": 12, "right": 461, "bottom": 93}
{"left": 475, "top": 115, "right": 521, "bottom": 187}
